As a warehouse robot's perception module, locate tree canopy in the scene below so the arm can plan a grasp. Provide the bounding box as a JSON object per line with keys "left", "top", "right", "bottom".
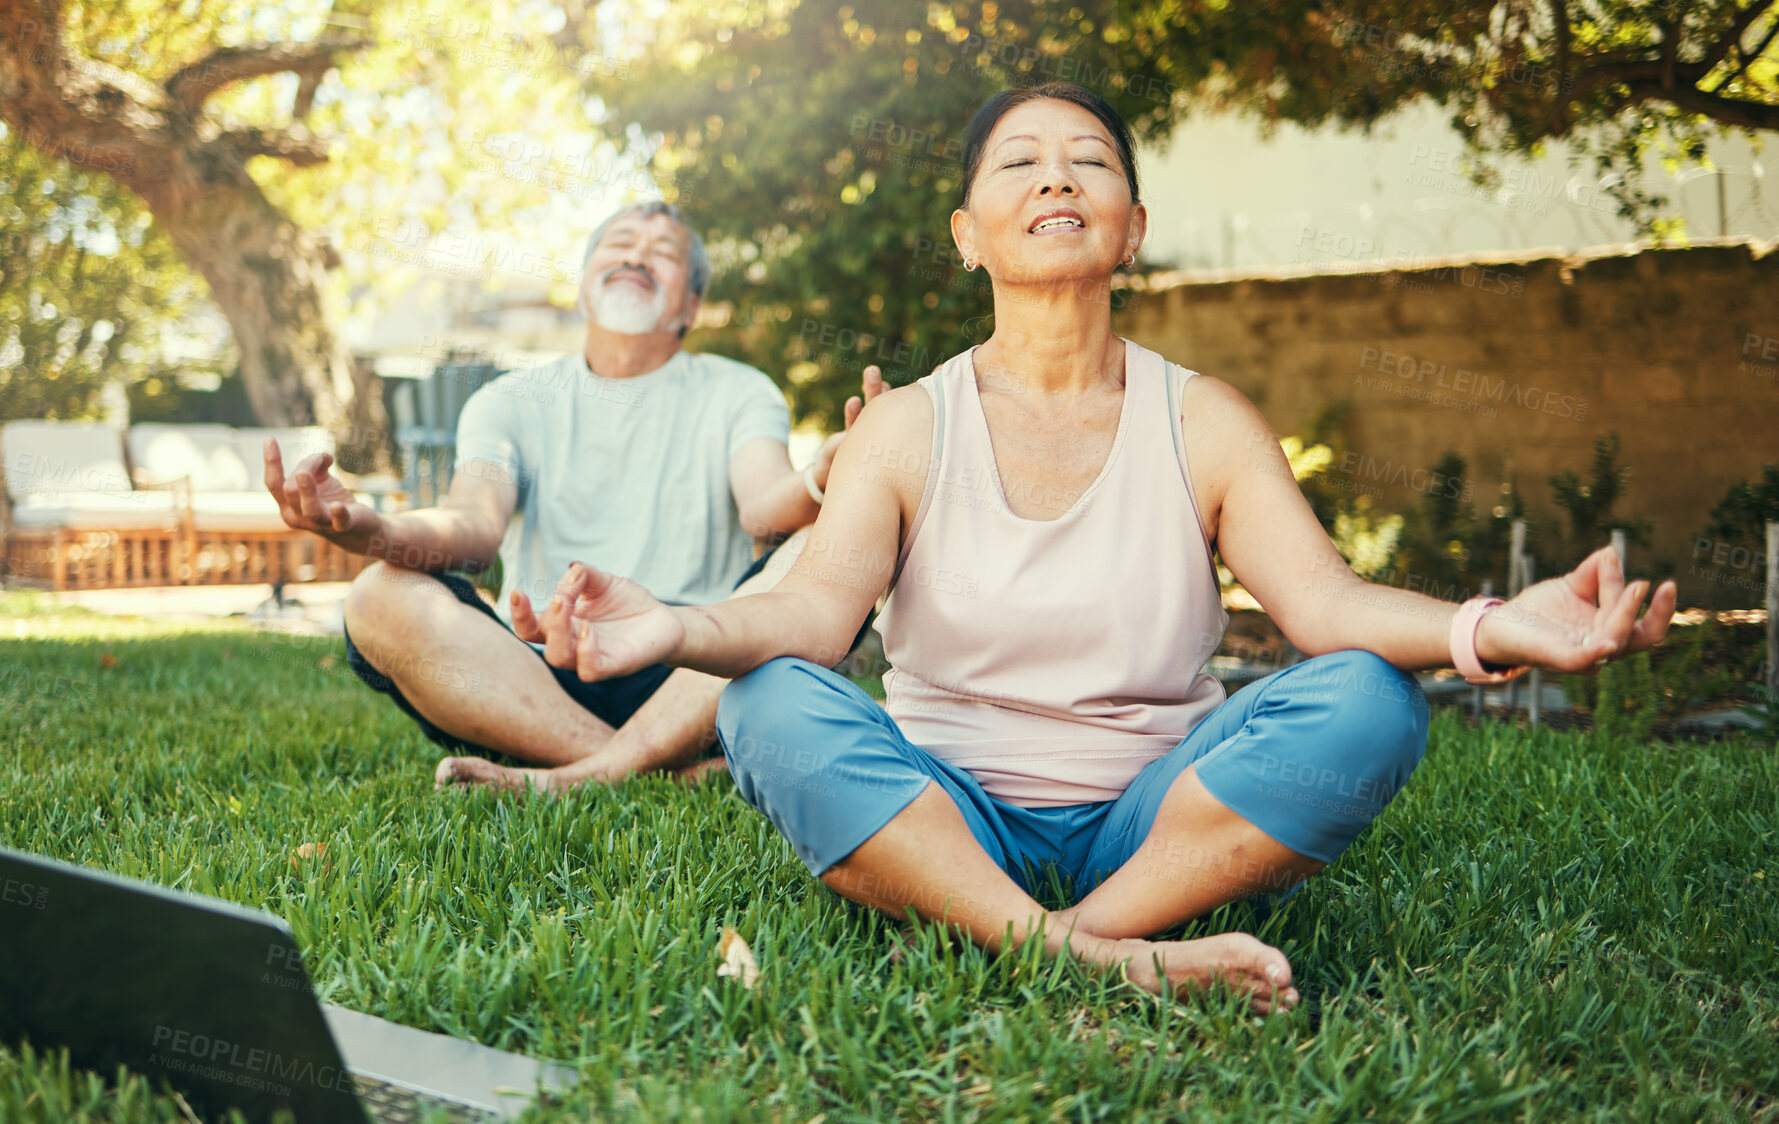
{"left": 583, "top": 0, "right": 1778, "bottom": 423}
{"left": 0, "top": 122, "right": 218, "bottom": 421}
{"left": 0, "top": 0, "right": 604, "bottom": 446}
{"left": 4, "top": 0, "right": 1774, "bottom": 435}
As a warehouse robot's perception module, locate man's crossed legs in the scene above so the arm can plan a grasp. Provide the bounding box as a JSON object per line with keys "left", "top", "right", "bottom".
{"left": 341, "top": 526, "right": 859, "bottom": 791}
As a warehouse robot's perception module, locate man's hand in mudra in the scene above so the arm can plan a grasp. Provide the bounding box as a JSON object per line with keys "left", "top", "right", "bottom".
{"left": 1476, "top": 544, "right": 1678, "bottom": 674}
{"left": 512, "top": 562, "right": 685, "bottom": 681}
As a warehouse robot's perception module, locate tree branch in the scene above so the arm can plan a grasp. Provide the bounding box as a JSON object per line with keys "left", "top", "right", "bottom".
{"left": 1693, "top": 0, "right": 1772, "bottom": 74}
{"left": 220, "top": 125, "right": 329, "bottom": 166}
{"left": 1623, "top": 76, "right": 1779, "bottom": 129}
{"left": 0, "top": 0, "right": 159, "bottom": 176}
{"left": 1548, "top": 0, "right": 1572, "bottom": 132}
{"left": 0, "top": 0, "right": 62, "bottom": 74}
{"left": 1572, "top": 58, "right": 1687, "bottom": 97}
{"left": 292, "top": 68, "right": 322, "bottom": 120}
{"left": 163, "top": 36, "right": 369, "bottom": 113}
{"left": 1711, "top": 8, "right": 1779, "bottom": 90}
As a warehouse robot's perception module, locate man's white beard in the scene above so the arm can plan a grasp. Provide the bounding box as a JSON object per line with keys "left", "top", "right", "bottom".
{"left": 587, "top": 275, "right": 670, "bottom": 335}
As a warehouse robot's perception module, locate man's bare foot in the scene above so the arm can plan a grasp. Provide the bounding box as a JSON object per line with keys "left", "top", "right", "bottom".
{"left": 674, "top": 757, "right": 729, "bottom": 784}
{"left": 1112, "top": 932, "right": 1299, "bottom": 1015}
{"left": 433, "top": 755, "right": 559, "bottom": 794}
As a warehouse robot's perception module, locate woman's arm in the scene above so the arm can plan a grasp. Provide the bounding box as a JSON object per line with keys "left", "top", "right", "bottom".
{"left": 1196, "top": 378, "right": 1675, "bottom": 672}
{"left": 521, "top": 385, "right": 930, "bottom": 681}
{"left": 675, "top": 387, "right": 918, "bottom": 674}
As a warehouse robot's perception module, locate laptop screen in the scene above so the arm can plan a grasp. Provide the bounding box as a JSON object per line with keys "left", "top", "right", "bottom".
{"left": 0, "top": 847, "right": 370, "bottom": 1123}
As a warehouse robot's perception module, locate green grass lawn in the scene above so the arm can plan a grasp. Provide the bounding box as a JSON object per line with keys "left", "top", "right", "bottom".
{"left": 1, "top": 592, "right": 1775, "bottom": 1122}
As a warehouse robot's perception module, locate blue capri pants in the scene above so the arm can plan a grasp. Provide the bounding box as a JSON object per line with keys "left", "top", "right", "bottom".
{"left": 715, "top": 649, "right": 1430, "bottom": 901}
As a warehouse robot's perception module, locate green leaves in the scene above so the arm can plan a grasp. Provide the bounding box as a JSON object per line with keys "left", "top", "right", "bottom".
{"left": 0, "top": 124, "right": 215, "bottom": 421}
{"left": 588, "top": 1, "right": 1777, "bottom": 429}
{"left": 589, "top": 0, "right": 1183, "bottom": 425}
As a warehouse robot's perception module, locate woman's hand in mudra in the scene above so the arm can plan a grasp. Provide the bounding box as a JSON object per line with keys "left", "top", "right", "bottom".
{"left": 512, "top": 562, "right": 685, "bottom": 681}
{"left": 1477, "top": 544, "right": 1678, "bottom": 674}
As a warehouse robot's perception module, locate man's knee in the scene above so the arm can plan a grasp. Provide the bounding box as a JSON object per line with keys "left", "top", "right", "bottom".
{"left": 342, "top": 561, "right": 449, "bottom": 644}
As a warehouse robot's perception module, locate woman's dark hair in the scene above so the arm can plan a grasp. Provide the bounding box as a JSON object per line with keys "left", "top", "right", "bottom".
{"left": 959, "top": 82, "right": 1140, "bottom": 208}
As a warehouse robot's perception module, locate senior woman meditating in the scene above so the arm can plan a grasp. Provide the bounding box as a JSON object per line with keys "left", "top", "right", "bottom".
{"left": 514, "top": 83, "right": 1676, "bottom": 1012}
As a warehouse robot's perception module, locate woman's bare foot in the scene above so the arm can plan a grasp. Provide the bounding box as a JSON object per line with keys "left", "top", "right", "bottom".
{"left": 1110, "top": 932, "right": 1299, "bottom": 1015}
{"left": 433, "top": 755, "right": 560, "bottom": 794}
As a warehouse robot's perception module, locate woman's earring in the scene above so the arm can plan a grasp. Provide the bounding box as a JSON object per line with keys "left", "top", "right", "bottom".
{"left": 1121, "top": 253, "right": 1136, "bottom": 267}
{"left": 963, "top": 259, "right": 978, "bottom": 272}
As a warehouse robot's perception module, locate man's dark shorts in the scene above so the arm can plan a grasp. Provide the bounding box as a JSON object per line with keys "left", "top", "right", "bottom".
{"left": 343, "top": 543, "right": 878, "bottom": 759}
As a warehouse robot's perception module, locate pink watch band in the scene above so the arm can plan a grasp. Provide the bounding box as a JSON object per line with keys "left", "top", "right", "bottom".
{"left": 1450, "top": 596, "right": 1530, "bottom": 685}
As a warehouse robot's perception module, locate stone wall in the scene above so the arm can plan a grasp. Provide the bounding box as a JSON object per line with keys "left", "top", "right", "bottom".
{"left": 1119, "top": 239, "right": 1779, "bottom": 604}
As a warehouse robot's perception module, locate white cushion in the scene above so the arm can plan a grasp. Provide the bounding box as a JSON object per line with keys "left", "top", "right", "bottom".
{"left": 8, "top": 489, "right": 180, "bottom": 530}
{"left": 127, "top": 424, "right": 253, "bottom": 493}
{"left": 2, "top": 421, "right": 131, "bottom": 501}
{"left": 189, "top": 489, "right": 378, "bottom": 533}
{"left": 238, "top": 427, "right": 335, "bottom": 475}
{"left": 189, "top": 491, "right": 292, "bottom": 532}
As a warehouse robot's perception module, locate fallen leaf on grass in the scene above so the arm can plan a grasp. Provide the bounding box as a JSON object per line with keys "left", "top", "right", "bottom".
{"left": 290, "top": 841, "right": 329, "bottom": 870}
{"left": 716, "top": 926, "right": 760, "bottom": 989}
{"left": 318, "top": 654, "right": 337, "bottom": 670}
{"left": 99, "top": 653, "right": 116, "bottom": 669}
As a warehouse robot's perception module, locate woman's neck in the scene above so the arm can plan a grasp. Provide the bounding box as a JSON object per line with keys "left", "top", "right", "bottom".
{"left": 978, "top": 280, "right": 1122, "bottom": 398}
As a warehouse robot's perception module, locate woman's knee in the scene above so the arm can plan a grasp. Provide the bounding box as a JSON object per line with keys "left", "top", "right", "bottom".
{"left": 716, "top": 657, "right": 829, "bottom": 766}
{"left": 1206, "top": 651, "right": 1428, "bottom": 859}
{"left": 1307, "top": 649, "right": 1429, "bottom": 773}
{"left": 719, "top": 654, "right": 810, "bottom": 720}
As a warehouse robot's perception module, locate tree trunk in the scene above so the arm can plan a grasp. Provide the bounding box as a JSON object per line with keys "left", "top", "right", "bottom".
{"left": 0, "top": 2, "right": 379, "bottom": 439}
{"left": 149, "top": 177, "right": 356, "bottom": 432}
{"left": 342, "top": 353, "right": 391, "bottom": 474}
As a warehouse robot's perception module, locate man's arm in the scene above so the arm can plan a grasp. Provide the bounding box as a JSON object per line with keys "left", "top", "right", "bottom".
{"left": 362, "top": 462, "right": 517, "bottom": 573}
{"left": 264, "top": 441, "right": 516, "bottom": 573}
{"left": 730, "top": 366, "right": 883, "bottom": 538}
{"left": 729, "top": 437, "right": 821, "bottom": 539}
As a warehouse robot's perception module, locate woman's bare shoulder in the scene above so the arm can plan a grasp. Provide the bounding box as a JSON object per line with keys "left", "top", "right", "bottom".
{"left": 1179, "top": 374, "right": 1277, "bottom": 472}
{"left": 1174, "top": 372, "right": 1283, "bottom": 541}
{"left": 835, "top": 379, "right": 936, "bottom": 504}
{"left": 868, "top": 378, "right": 937, "bottom": 422}
{"left": 1180, "top": 372, "right": 1269, "bottom": 430}
{"left": 850, "top": 379, "right": 937, "bottom": 457}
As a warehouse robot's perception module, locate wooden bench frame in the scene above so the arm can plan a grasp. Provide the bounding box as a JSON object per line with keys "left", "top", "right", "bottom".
{"left": 2, "top": 472, "right": 367, "bottom": 592}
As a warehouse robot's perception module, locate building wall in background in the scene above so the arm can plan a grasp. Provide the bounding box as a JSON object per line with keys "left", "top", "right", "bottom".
{"left": 1139, "top": 102, "right": 1775, "bottom": 273}
{"left": 1119, "top": 239, "right": 1779, "bottom": 602}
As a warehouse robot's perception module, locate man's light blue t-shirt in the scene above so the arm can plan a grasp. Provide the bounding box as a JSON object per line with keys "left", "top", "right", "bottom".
{"left": 453, "top": 348, "right": 790, "bottom": 624}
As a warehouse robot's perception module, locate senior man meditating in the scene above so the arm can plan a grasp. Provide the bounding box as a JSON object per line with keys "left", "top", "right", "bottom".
{"left": 263, "top": 201, "right": 881, "bottom": 790}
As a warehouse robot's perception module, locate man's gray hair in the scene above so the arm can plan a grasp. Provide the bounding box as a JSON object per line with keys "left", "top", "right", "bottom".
{"left": 580, "top": 201, "right": 711, "bottom": 300}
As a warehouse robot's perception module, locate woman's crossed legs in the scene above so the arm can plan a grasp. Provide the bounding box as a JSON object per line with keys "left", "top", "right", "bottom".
{"left": 716, "top": 649, "right": 1430, "bottom": 1014}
